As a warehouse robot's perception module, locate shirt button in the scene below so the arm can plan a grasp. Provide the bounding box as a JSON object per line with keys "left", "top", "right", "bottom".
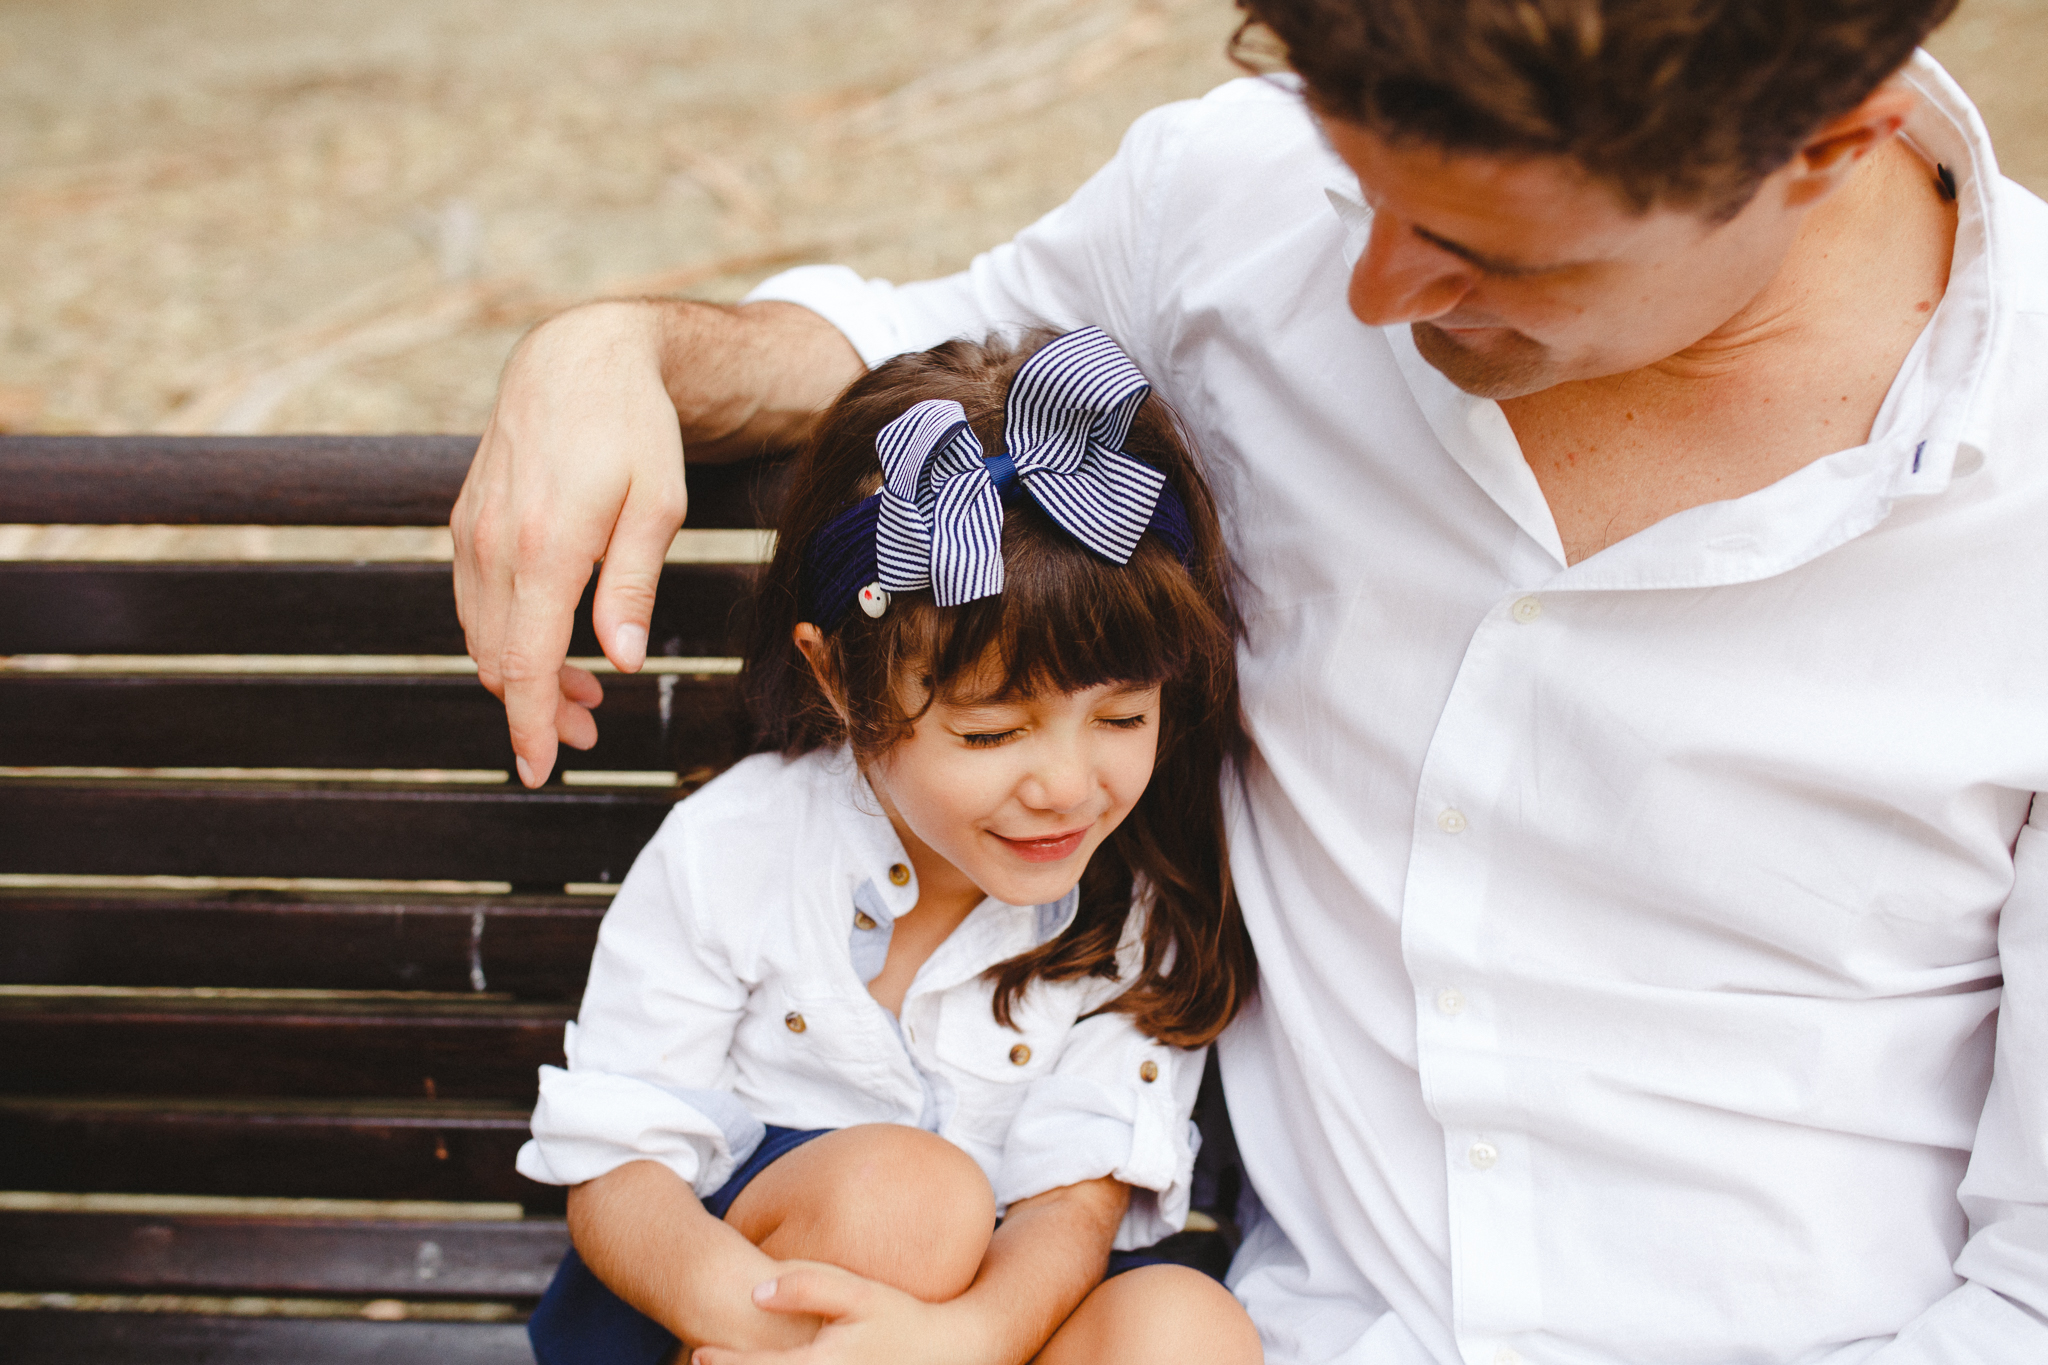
{"left": 1436, "top": 988, "right": 1466, "bottom": 1016}
{"left": 1139, "top": 1060, "right": 1159, "bottom": 1083}
{"left": 853, "top": 911, "right": 877, "bottom": 931}
{"left": 784, "top": 1012, "right": 807, "bottom": 1034}
{"left": 1468, "top": 1140, "right": 1499, "bottom": 1171}
{"left": 1511, "top": 595, "right": 1543, "bottom": 623}
{"left": 1436, "top": 808, "right": 1468, "bottom": 834}
{"left": 1009, "top": 1044, "right": 1032, "bottom": 1066}
{"left": 888, "top": 863, "right": 912, "bottom": 886}
{"left": 1494, "top": 1350, "right": 1522, "bottom": 1365}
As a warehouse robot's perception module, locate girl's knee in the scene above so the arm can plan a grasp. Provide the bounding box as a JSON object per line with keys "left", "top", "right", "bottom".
{"left": 1040, "top": 1265, "right": 1261, "bottom": 1365}
{"left": 740, "top": 1125, "right": 995, "bottom": 1300}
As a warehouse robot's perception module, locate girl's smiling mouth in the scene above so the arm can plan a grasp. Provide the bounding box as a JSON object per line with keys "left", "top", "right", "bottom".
{"left": 990, "top": 827, "right": 1091, "bottom": 863}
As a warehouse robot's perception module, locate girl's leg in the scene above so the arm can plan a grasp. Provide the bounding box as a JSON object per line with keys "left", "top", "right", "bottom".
{"left": 723, "top": 1123, "right": 997, "bottom": 1302}
{"left": 1035, "top": 1264, "right": 1263, "bottom": 1365}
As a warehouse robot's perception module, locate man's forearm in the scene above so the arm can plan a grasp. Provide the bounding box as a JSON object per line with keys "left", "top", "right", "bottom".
{"left": 638, "top": 296, "right": 865, "bottom": 461}
{"left": 566, "top": 1160, "right": 819, "bottom": 1350}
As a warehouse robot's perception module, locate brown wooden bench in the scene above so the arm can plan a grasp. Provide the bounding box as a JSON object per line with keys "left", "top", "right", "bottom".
{"left": 0, "top": 434, "right": 788, "bottom": 1362}
{"left": 0, "top": 433, "right": 1238, "bottom": 1363}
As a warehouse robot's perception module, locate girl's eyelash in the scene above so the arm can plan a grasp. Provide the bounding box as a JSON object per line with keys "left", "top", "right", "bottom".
{"left": 960, "top": 731, "right": 1018, "bottom": 748}
{"left": 1101, "top": 714, "right": 1149, "bottom": 729}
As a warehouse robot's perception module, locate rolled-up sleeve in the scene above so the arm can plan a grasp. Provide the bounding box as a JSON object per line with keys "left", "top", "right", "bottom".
{"left": 1866, "top": 797, "right": 2048, "bottom": 1362}
{"left": 515, "top": 810, "right": 762, "bottom": 1197}
{"left": 995, "top": 1009, "right": 1204, "bottom": 1251}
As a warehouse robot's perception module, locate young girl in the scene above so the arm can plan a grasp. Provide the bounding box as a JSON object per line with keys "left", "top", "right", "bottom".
{"left": 517, "top": 327, "right": 1261, "bottom": 1365}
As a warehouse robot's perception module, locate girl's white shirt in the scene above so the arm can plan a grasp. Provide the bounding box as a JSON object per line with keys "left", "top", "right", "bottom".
{"left": 516, "top": 746, "right": 1202, "bottom": 1251}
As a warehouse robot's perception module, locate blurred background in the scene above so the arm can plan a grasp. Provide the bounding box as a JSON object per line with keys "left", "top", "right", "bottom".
{"left": 1, "top": 0, "right": 2043, "bottom": 439}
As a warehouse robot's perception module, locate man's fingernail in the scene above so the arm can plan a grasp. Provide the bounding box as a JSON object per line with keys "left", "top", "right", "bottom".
{"left": 752, "top": 1278, "right": 777, "bottom": 1304}
{"left": 516, "top": 756, "right": 535, "bottom": 787}
{"left": 614, "top": 622, "right": 647, "bottom": 669}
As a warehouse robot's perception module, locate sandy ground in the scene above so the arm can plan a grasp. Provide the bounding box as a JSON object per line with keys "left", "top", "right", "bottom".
{"left": 0, "top": 0, "right": 2043, "bottom": 438}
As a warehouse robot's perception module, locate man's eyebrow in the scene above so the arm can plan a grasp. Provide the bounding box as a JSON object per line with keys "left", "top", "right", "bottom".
{"left": 1410, "top": 223, "right": 1573, "bottom": 277}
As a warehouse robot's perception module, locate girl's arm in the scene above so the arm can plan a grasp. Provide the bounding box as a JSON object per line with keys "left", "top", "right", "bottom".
{"left": 692, "top": 1175, "right": 1130, "bottom": 1365}
{"left": 569, "top": 1159, "right": 822, "bottom": 1352}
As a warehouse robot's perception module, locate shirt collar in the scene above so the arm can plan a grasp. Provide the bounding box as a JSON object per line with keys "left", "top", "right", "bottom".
{"left": 1317, "top": 49, "right": 2002, "bottom": 591}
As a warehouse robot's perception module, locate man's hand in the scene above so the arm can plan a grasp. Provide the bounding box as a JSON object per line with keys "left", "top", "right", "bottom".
{"left": 453, "top": 301, "right": 687, "bottom": 786}
{"left": 452, "top": 296, "right": 863, "bottom": 787}
{"left": 689, "top": 1263, "right": 971, "bottom": 1365}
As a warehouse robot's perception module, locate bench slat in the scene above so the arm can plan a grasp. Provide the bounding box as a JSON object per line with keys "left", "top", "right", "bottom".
{"left": 0, "top": 432, "right": 785, "bottom": 530}
{"left": 0, "top": 779, "right": 670, "bottom": 885}
{"left": 0, "top": 1311, "right": 535, "bottom": 1365}
{"left": 0, "top": 1097, "right": 561, "bottom": 1209}
{"left": 0, "top": 996, "right": 570, "bottom": 1100}
{"left": 0, "top": 1211, "right": 566, "bottom": 1298}
{"left": 1, "top": 673, "right": 742, "bottom": 775}
{"left": 0, "top": 561, "right": 754, "bottom": 657}
{"left": 0, "top": 892, "right": 602, "bottom": 997}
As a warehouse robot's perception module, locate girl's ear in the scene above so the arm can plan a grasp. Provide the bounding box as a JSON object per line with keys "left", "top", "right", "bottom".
{"left": 792, "top": 623, "right": 853, "bottom": 727}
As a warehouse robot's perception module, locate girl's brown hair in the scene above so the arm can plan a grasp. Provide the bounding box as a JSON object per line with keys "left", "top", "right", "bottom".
{"left": 745, "top": 331, "right": 1253, "bottom": 1048}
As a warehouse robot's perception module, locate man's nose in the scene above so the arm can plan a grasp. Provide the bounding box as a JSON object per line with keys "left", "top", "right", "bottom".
{"left": 1348, "top": 214, "right": 1473, "bottom": 326}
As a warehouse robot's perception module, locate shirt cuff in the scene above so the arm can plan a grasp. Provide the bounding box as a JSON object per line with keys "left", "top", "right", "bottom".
{"left": 994, "top": 1069, "right": 1197, "bottom": 1251}
{"left": 742, "top": 264, "right": 911, "bottom": 369}
{"left": 516, "top": 1064, "right": 767, "bottom": 1198}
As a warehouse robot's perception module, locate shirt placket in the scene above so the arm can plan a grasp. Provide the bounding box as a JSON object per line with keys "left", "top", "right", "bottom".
{"left": 1402, "top": 590, "right": 1557, "bottom": 1365}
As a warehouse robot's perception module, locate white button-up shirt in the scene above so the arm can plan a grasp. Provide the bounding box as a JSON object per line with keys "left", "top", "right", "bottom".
{"left": 747, "top": 51, "right": 2048, "bottom": 1365}
{"left": 516, "top": 747, "right": 1201, "bottom": 1251}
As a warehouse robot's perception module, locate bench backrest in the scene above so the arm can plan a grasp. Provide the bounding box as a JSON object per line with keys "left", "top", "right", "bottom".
{"left": 0, "top": 434, "right": 781, "bottom": 1360}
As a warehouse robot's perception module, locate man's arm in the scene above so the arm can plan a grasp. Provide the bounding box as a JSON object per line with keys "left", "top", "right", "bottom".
{"left": 567, "top": 1158, "right": 823, "bottom": 1351}
{"left": 1866, "top": 795, "right": 2048, "bottom": 1360}
{"left": 450, "top": 298, "right": 860, "bottom": 786}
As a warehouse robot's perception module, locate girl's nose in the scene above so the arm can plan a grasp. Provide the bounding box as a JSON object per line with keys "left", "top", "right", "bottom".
{"left": 1018, "top": 745, "right": 1091, "bottom": 814}
{"left": 1348, "top": 213, "right": 1474, "bottom": 326}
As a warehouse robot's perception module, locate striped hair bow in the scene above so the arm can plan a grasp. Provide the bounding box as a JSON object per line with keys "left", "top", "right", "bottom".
{"left": 875, "top": 327, "right": 1167, "bottom": 607}
{"left": 796, "top": 328, "right": 1194, "bottom": 629}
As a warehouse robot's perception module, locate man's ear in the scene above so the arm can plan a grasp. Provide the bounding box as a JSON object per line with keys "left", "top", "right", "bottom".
{"left": 792, "top": 622, "right": 852, "bottom": 727}
{"left": 1781, "top": 83, "right": 1917, "bottom": 207}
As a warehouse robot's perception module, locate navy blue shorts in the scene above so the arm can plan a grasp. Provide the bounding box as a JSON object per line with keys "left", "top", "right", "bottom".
{"left": 527, "top": 1125, "right": 1209, "bottom": 1365}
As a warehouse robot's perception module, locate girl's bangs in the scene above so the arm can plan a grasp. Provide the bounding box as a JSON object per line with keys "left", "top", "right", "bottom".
{"left": 924, "top": 539, "right": 1199, "bottom": 705}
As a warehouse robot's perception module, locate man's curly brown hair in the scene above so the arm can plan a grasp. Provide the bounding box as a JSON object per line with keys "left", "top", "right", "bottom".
{"left": 1235, "top": 0, "right": 1959, "bottom": 218}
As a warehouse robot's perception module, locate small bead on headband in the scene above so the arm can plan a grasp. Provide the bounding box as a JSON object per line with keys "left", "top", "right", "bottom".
{"left": 798, "top": 328, "right": 1195, "bottom": 629}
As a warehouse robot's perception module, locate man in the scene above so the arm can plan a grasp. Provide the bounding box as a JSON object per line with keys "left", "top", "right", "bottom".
{"left": 453, "top": 1, "right": 2048, "bottom": 1360}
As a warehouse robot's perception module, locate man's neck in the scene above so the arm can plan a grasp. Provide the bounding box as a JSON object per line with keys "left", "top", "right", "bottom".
{"left": 1499, "top": 137, "right": 1959, "bottom": 566}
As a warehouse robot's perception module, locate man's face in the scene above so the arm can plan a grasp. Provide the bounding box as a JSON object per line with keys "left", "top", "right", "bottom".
{"left": 1322, "top": 118, "right": 1808, "bottom": 399}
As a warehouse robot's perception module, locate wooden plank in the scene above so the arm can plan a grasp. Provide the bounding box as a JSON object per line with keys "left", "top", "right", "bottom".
{"left": 0, "top": 891, "right": 602, "bottom": 997}
{"left": 0, "top": 779, "right": 672, "bottom": 885}
{"left": 0, "top": 1097, "right": 563, "bottom": 1210}
{"left": 0, "top": 673, "right": 744, "bottom": 775}
{"left": 0, "top": 1311, "right": 536, "bottom": 1365}
{"left": 0, "top": 1210, "right": 567, "bottom": 1298}
{"left": 0, "top": 561, "right": 755, "bottom": 657}
{"left": 0, "top": 432, "right": 787, "bottom": 530}
{"left": 0, "top": 995, "right": 570, "bottom": 1100}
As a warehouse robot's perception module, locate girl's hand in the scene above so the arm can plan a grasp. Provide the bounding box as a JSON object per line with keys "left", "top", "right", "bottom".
{"left": 689, "top": 1262, "right": 977, "bottom": 1365}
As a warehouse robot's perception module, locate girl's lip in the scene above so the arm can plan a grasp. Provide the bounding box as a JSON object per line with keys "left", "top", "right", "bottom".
{"left": 991, "top": 827, "right": 1090, "bottom": 863}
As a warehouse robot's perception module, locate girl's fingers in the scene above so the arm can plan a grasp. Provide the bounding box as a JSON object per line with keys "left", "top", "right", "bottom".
{"left": 752, "top": 1266, "right": 865, "bottom": 1320}
{"left": 690, "top": 1348, "right": 809, "bottom": 1365}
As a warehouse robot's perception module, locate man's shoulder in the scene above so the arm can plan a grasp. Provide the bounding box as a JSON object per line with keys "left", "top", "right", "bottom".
{"left": 1124, "top": 75, "right": 1334, "bottom": 190}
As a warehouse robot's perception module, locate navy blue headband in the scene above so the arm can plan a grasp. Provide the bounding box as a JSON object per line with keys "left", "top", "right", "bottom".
{"left": 798, "top": 328, "right": 1196, "bottom": 630}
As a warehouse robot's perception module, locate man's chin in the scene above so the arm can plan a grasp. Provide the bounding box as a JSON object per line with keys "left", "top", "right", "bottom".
{"left": 1411, "top": 322, "right": 1555, "bottom": 400}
